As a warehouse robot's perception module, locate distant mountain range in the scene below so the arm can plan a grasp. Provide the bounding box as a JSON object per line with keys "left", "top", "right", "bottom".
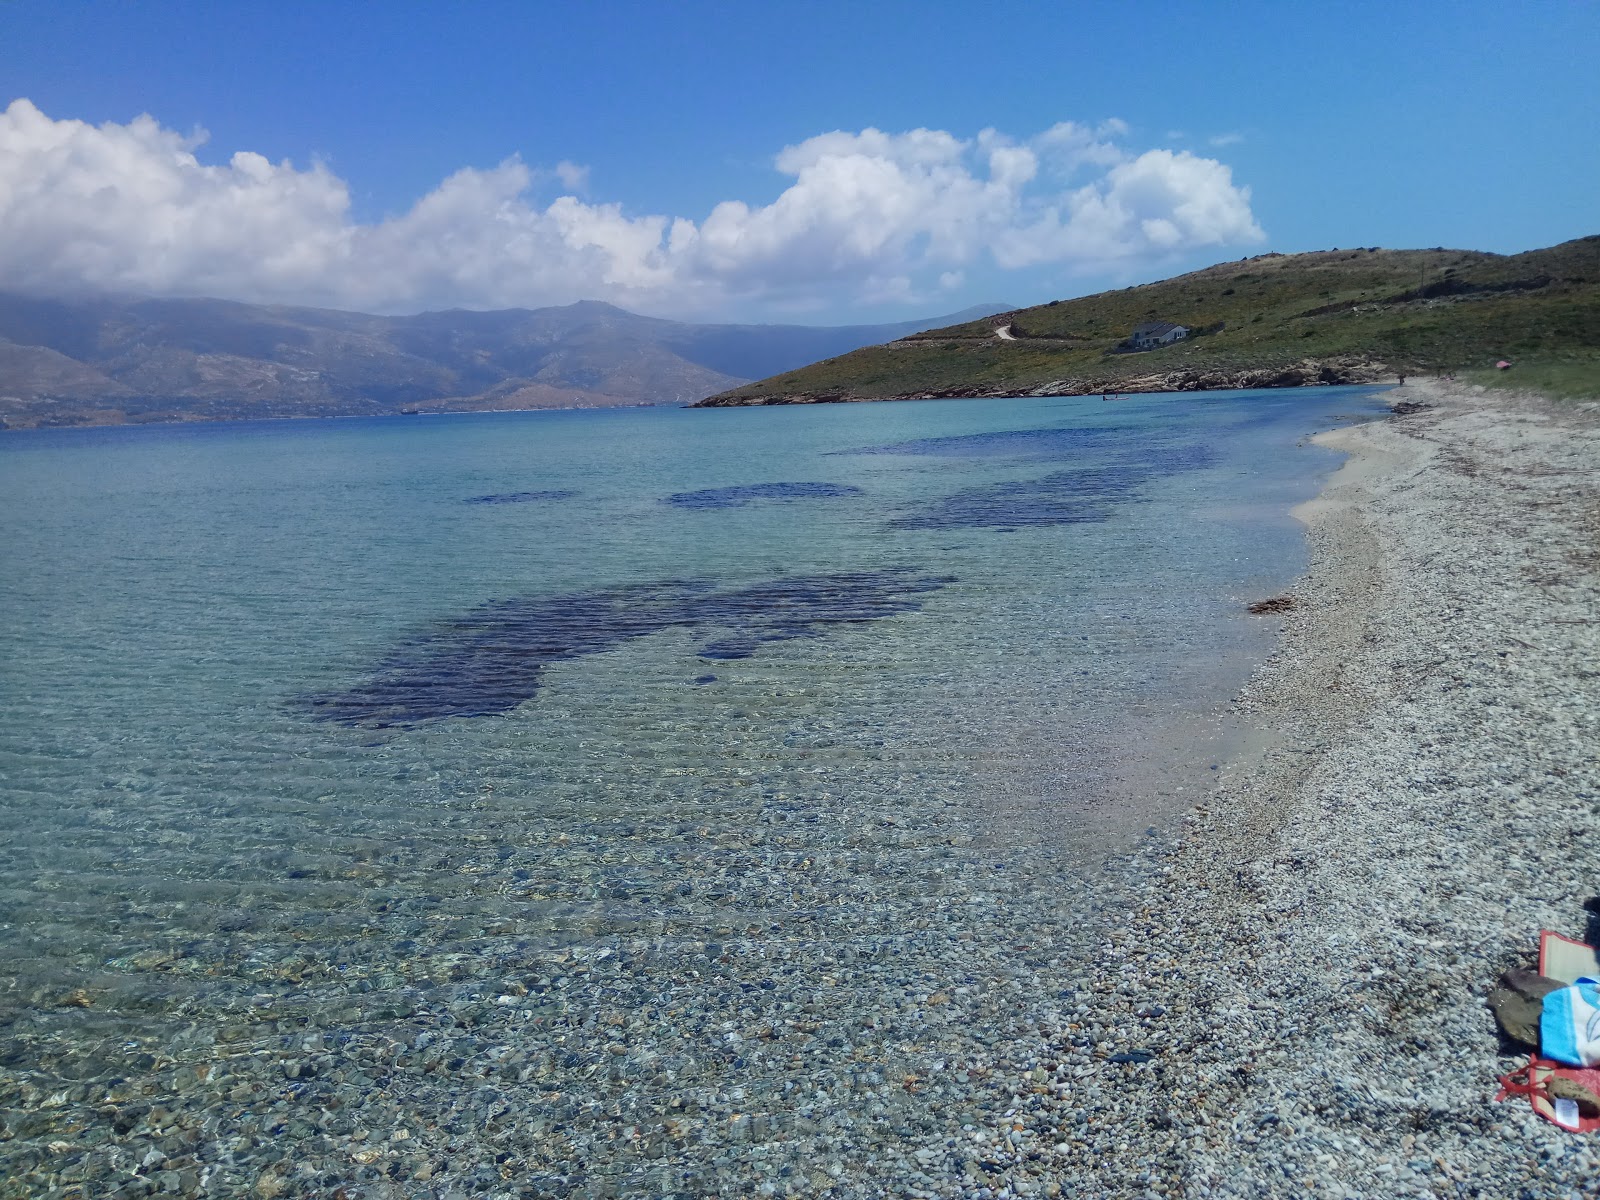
{"left": 0, "top": 294, "right": 1009, "bottom": 429}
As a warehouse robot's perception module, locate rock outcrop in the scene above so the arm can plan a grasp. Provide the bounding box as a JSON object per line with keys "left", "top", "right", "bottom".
{"left": 692, "top": 356, "right": 1392, "bottom": 407}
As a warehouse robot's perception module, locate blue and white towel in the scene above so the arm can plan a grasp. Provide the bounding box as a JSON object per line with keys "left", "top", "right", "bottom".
{"left": 1541, "top": 977, "right": 1600, "bottom": 1067}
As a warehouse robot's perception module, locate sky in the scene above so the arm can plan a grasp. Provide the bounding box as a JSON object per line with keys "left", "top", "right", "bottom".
{"left": 1, "top": 0, "right": 1595, "bottom": 325}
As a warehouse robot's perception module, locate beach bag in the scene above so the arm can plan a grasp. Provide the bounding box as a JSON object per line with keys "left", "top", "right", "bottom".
{"left": 1541, "top": 978, "right": 1600, "bottom": 1067}
{"left": 1496, "top": 1057, "right": 1600, "bottom": 1133}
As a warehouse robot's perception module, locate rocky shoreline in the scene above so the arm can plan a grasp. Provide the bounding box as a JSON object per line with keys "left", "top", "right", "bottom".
{"left": 691, "top": 357, "right": 1392, "bottom": 407}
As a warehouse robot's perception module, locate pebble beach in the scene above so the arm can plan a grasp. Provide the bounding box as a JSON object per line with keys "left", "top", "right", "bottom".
{"left": 4, "top": 378, "right": 1597, "bottom": 1200}
{"left": 1025, "top": 378, "right": 1600, "bottom": 1199}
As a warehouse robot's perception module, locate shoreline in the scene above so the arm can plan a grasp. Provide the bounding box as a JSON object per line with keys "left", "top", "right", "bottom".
{"left": 6, "top": 372, "right": 1392, "bottom": 430}
{"left": 692, "top": 362, "right": 1393, "bottom": 408}
{"left": 1030, "top": 378, "right": 1600, "bottom": 1197}
{"left": 0, "top": 399, "right": 672, "bottom": 435}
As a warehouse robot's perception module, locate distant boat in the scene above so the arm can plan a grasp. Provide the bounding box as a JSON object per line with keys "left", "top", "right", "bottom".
{"left": 400, "top": 408, "right": 423, "bottom": 416}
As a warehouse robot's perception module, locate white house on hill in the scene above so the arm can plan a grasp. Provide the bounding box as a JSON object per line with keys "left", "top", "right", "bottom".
{"left": 1129, "top": 321, "right": 1189, "bottom": 350}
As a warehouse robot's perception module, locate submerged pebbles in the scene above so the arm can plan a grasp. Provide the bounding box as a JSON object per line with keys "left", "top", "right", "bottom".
{"left": 4, "top": 381, "right": 1598, "bottom": 1198}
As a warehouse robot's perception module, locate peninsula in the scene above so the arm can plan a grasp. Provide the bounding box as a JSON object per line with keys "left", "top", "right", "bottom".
{"left": 694, "top": 236, "right": 1599, "bottom": 406}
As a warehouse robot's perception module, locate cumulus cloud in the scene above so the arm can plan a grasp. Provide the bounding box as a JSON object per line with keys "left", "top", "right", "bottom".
{"left": 553, "top": 160, "right": 589, "bottom": 192}
{"left": 0, "top": 99, "right": 1265, "bottom": 315}
{"left": 1034, "top": 121, "right": 1126, "bottom": 175}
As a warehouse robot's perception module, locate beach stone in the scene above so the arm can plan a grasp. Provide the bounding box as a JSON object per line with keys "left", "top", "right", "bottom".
{"left": 1503, "top": 968, "right": 1563, "bottom": 1001}
{"left": 1487, "top": 969, "right": 1562, "bottom": 1047}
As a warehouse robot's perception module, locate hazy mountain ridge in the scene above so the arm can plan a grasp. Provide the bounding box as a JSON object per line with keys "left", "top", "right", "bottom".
{"left": 694, "top": 237, "right": 1600, "bottom": 406}
{"left": 0, "top": 294, "right": 1008, "bottom": 429}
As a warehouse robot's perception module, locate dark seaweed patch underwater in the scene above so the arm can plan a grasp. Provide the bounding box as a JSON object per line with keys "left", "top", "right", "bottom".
{"left": 663, "top": 481, "right": 864, "bottom": 508}
{"left": 837, "top": 423, "right": 1219, "bottom": 531}
{"left": 841, "top": 426, "right": 1125, "bottom": 461}
{"left": 301, "top": 568, "right": 951, "bottom": 727}
{"left": 890, "top": 441, "right": 1219, "bottom": 530}
{"left": 463, "top": 490, "right": 578, "bottom": 505}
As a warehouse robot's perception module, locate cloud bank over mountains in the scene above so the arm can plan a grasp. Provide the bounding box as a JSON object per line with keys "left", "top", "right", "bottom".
{"left": 0, "top": 99, "right": 1264, "bottom": 317}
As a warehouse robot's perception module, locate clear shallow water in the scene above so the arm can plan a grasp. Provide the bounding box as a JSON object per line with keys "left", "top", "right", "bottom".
{"left": 0, "top": 389, "right": 1385, "bottom": 1196}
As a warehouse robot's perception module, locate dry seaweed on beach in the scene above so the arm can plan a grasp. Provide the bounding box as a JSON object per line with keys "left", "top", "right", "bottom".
{"left": 1246, "top": 595, "right": 1298, "bottom": 614}
{"left": 1388, "top": 399, "right": 1434, "bottom": 416}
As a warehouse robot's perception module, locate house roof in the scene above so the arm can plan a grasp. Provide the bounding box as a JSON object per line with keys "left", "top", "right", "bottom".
{"left": 1132, "top": 321, "right": 1185, "bottom": 336}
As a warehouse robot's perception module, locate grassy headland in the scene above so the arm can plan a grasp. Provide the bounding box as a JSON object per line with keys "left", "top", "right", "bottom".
{"left": 1463, "top": 359, "right": 1600, "bottom": 401}
{"left": 695, "top": 236, "right": 1600, "bottom": 406}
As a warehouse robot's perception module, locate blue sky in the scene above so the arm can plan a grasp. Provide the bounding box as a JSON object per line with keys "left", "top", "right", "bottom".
{"left": 2, "top": 0, "right": 1594, "bottom": 323}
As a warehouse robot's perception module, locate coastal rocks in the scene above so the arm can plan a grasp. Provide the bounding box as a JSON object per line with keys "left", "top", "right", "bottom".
{"left": 698, "top": 356, "right": 1393, "bottom": 406}
{"left": 1160, "top": 357, "right": 1389, "bottom": 394}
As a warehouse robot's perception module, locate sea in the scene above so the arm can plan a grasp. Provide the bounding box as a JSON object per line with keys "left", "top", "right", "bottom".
{"left": 0, "top": 387, "right": 1386, "bottom": 1196}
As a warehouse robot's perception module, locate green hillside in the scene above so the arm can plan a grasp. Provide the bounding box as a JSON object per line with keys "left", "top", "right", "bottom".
{"left": 695, "top": 237, "right": 1600, "bottom": 405}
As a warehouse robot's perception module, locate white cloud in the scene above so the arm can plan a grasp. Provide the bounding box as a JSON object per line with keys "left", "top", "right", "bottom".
{"left": 1034, "top": 121, "right": 1126, "bottom": 175}
{"left": 990, "top": 149, "right": 1264, "bottom": 270}
{"left": 1209, "top": 132, "right": 1245, "bottom": 147}
{"left": 553, "top": 160, "right": 590, "bottom": 192}
{"left": 0, "top": 99, "right": 1265, "bottom": 316}
{"left": 0, "top": 99, "right": 354, "bottom": 301}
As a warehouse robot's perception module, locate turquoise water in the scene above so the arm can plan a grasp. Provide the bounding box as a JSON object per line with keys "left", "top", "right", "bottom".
{"left": 0, "top": 388, "right": 1384, "bottom": 1196}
